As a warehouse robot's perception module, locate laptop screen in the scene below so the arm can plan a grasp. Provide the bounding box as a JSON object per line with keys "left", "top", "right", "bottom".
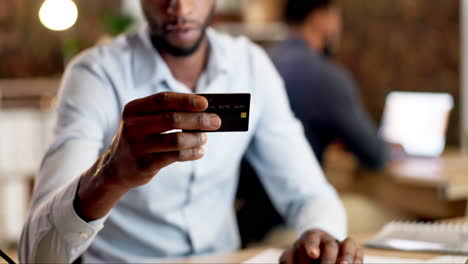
{"left": 380, "top": 92, "right": 454, "bottom": 157}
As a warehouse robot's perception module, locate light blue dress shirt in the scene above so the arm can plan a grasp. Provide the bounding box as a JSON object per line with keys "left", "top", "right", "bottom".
{"left": 20, "top": 25, "right": 346, "bottom": 263}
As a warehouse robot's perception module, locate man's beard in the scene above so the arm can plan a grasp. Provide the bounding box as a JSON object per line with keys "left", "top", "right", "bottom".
{"left": 149, "top": 7, "right": 215, "bottom": 57}
{"left": 322, "top": 35, "right": 340, "bottom": 59}
{"left": 322, "top": 40, "right": 336, "bottom": 58}
{"left": 151, "top": 30, "right": 207, "bottom": 57}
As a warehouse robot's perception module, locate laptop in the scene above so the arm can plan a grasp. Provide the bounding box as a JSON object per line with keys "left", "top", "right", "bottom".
{"left": 379, "top": 91, "right": 454, "bottom": 157}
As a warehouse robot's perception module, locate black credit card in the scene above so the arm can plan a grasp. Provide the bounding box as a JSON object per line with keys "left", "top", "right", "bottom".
{"left": 197, "top": 93, "right": 251, "bottom": 132}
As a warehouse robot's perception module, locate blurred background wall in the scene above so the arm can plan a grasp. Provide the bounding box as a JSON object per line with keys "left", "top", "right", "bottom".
{"left": 0, "top": 0, "right": 461, "bottom": 144}
{"left": 463, "top": 0, "right": 468, "bottom": 150}
{"left": 0, "top": 0, "right": 120, "bottom": 78}
{"left": 337, "top": 0, "right": 460, "bottom": 145}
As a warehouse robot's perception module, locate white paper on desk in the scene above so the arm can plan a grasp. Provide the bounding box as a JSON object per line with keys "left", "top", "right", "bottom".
{"left": 243, "top": 251, "right": 424, "bottom": 264}
{"left": 243, "top": 249, "right": 468, "bottom": 264}
{"left": 364, "top": 255, "right": 428, "bottom": 263}
{"left": 242, "top": 249, "right": 283, "bottom": 264}
{"left": 428, "top": 255, "right": 468, "bottom": 263}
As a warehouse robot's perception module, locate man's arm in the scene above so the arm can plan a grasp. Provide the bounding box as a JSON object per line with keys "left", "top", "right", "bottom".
{"left": 75, "top": 92, "right": 220, "bottom": 221}
{"left": 245, "top": 48, "right": 346, "bottom": 240}
{"left": 19, "top": 58, "right": 221, "bottom": 262}
{"left": 19, "top": 61, "right": 119, "bottom": 263}
{"left": 322, "top": 67, "right": 388, "bottom": 170}
{"left": 244, "top": 44, "right": 362, "bottom": 263}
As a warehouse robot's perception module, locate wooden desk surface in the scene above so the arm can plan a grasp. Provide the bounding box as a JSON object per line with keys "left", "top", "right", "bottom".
{"left": 324, "top": 147, "right": 468, "bottom": 219}
{"left": 172, "top": 218, "right": 467, "bottom": 263}
{"left": 325, "top": 147, "right": 468, "bottom": 191}
{"left": 387, "top": 150, "right": 468, "bottom": 200}
{"left": 169, "top": 248, "right": 440, "bottom": 264}
{"left": 167, "top": 247, "right": 266, "bottom": 264}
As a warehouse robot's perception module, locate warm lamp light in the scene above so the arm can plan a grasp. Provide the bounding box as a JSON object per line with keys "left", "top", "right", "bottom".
{"left": 39, "top": 0, "right": 78, "bottom": 31}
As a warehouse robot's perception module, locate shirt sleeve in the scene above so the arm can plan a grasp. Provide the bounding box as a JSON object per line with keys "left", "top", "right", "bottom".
{"left": 19, "top": 54, "right": 117, "bottom": 263}
{"left": 245, "top": 45, "right": 347, "bottom": 241}
{"left": 317, "top": 66, "right": 389, "bottom": 170}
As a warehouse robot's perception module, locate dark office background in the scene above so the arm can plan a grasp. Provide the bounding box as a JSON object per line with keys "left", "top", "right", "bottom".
{"left": 0, "top": 0, "right": 461, "bottom": 144}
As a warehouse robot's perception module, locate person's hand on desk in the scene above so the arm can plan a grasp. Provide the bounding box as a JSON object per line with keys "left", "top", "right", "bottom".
{"left": 75, "top": 92, "right": 222, "bottom": 221}
{"left": 387, "top": 142, "right": 407, "bottom": 161}
{"left": 280, "top": 229, "right": 363, "bottom": 264}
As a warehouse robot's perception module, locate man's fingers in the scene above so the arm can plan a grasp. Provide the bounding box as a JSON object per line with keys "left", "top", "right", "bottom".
{"left": 298, "top": 231, "right": 361, "bottom": 264}
{"left": 125, "top": 112, "right": 222, "bottom": 135}
{"left": 353, "top": 248, "right": 364, "bottom": 264}
{"left": 338, "top": 238, "right": 356, "bottom": 264}
{"left": 138, "top": 147, "right": 206, "bottom": 173}
{"left": 138, "top": 132, "right": 207, "bottom": 154}
{"left": 165, "top": 147, "right": 206, "bottom": 163}
{"left": 279, "top": 248, "right": 294, "bottom": 264}
{"left": 124, "top": 92, "right": 208, "bottom": 117}
{"left": 320, "top": 240, "right": 339, "bottom": 264}
{"left": 303, "top": 231, "right": 321, "bottom": 259}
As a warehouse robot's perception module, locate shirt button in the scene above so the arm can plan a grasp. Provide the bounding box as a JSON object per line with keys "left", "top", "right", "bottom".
{"left": 79, "top": 232, "right": 89, "bottom": 239}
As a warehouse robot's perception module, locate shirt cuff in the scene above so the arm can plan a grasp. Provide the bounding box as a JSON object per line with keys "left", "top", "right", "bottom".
{"left": 51, "top": 177, "right": 107, "bottom": 250}
{"left": 295, "top": 194, "right": 348, "bottom": 242}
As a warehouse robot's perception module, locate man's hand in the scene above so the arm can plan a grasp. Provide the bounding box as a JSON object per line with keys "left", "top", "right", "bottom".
{"left": 280, "top": 229, "right": 363, "bottom": 264}
{"left": 102, "top": 92, "right": 221, "bottom": 189}
{"left": 76, "top": 92, "right": 221, "bottom": 221}
{"left": 388, "top": 142, "right": 406, "bottom": 161}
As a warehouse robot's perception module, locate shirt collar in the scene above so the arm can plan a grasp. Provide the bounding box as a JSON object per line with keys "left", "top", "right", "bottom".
{"left": 205, "top": 28, "right": 230, "bottom": 78}
{"left": 131, "top": 24, "right": 229, "bottom": 89}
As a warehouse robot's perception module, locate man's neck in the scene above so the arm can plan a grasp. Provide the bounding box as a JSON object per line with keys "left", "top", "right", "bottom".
{"left": 293, "top": 26, "right": 324, "bottom": 54}
{"left": 159, "top": 38, "right": 210, "bottom": 92}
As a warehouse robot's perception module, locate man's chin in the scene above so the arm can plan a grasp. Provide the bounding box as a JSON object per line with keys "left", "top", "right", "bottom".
{"left": 164, "top": 41, "right": 204, "bottom": 57}
{"left": 152, "top": 30, "right": 207, "bottom": 57}
{"left": 166, "top": 30, "right": 201, "bottom": 47}
{"left": 166, "top": 42, "right": 200, "bottom": 53}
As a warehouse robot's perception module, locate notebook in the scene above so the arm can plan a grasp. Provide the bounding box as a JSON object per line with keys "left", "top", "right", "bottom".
{"left": 366, "top": 221, "right": 468, "bottom": 255}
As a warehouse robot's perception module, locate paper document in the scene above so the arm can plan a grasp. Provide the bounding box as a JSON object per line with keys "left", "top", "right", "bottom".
{"left": 366, "top": 221, "right": 468, "bottom": 254}
{"left": 243, "top": 249, "right": 468, "bottom": 264}
{"left": 364, "top": 255, "right": 467, "bottom": 264}
{"left": 429, "top": 256, "right": 468, "bottom": 263}
{"left": 242, "top": 249, "right": 283, "bottom": 264}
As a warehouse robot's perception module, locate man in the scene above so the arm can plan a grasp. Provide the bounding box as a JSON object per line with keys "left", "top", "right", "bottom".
{"left": 20, "top": 1, "right": 362, "bottom": 263}
{"left": 237, "top": 0, "right": 389, "bottom": 246}
{"left": 271, "top": 0, "right": 388, "bottom": 168}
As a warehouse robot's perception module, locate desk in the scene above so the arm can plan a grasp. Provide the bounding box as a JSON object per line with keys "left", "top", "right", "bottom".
{"left": 324, "top": 147, "right": 468, "bottom": 219}
{"left": 0, "top": 78, "right": 59, "bottom": 109}
{"left": 169, "top": 242, "right": 444, "bottom": 263}
{"left": 172, "top": 218, "right": 467, "bottom": 263}
{"left": 168, "top": 248, "right": 267, "bottom": 264}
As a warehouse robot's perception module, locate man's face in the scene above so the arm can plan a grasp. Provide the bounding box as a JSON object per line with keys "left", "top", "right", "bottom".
{"left": 140, "top": 0, "right": 215, "bottom": 56}
{"left": 321, "top": 7, "right": 343, "bottom": 57}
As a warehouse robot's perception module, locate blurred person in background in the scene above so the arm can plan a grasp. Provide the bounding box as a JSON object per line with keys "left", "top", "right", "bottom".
{"left": 19, "top": 0, "right": 362, "bottom": 263}
{"left": 237, "top": 0, "right": 390, "bottom": 246}
{"left": 273, "top": 0, "right": 388, "bottom": 167}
